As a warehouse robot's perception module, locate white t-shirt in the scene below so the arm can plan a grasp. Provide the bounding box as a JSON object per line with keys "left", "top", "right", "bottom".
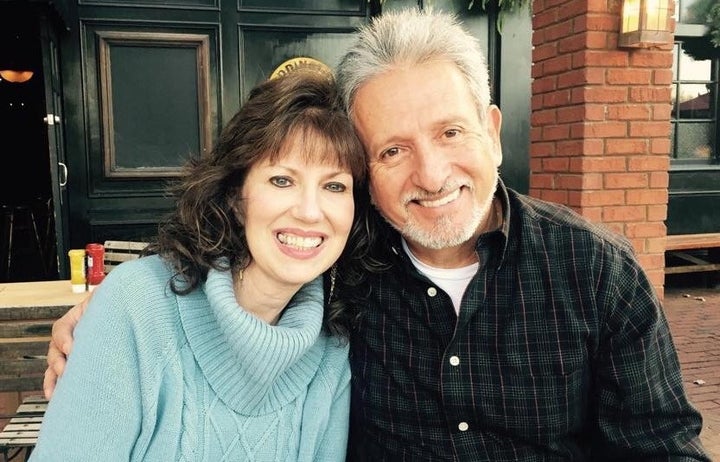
{"left": 402, "top": 239, "right": 478, "bottom": 315}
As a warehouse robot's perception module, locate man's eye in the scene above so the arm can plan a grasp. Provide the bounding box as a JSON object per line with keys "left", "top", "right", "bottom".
{"left": 380, "top": 147, "right": 400, "bottom": 159}
{"left": 270, "top": 176, "right": 292, "bottom": 187}
{"left": 325, "top": 182, "right": 347, "bottom": 193}
{"left": 444, "top": 129, "right": 460, "bottom": 138}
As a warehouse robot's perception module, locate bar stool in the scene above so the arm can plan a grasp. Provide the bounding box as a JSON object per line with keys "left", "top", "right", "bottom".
{"left": 0, "top": 200, "right": 47, "bottom": 282}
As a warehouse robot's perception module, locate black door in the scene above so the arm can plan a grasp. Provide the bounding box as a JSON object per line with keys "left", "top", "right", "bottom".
{"left": 59, "top": 0, "right": 376, "bottom": 271}
{"left": 39, "top": 9, "right": 69, "bottom": 278}
{"left": 56, "top": 0, "right": 531, "bottom": 278}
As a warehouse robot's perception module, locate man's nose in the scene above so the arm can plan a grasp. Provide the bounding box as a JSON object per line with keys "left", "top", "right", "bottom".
{"left": 411, "top": 142, "right": 452, "bottom": 193}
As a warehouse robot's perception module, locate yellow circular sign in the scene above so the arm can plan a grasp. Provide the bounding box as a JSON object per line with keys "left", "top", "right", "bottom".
{"left": 270, "top": 57, "right": 332, "bottom": 80}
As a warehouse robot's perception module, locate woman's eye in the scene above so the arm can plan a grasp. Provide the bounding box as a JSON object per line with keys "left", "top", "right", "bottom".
{"left": 325, "top": 182, "right": 347, "bottom": 193}
{"left": 270, "top": 176, "right": 292, "bottom": 187}
{"left": 444, "top": 129, "right": 460, "bottom": 138}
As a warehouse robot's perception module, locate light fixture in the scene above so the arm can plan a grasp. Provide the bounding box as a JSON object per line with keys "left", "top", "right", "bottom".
{"left": 0, "top": 31, "right": 36, "bottom": 83}
{"left": 0, "top": 69, "right": 34, "bottom": 83}
{"left": 619, "top": 0, "right": 673, "bottom": 48}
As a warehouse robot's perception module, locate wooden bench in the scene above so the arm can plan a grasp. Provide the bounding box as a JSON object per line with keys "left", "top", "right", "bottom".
{"left": 665, "top": 233, "right": 720, "bottom": 275}
{"left": 0, "top": 281, "right": 88, "bottom": 393}
{"left": 0, "top": 395, "right": 47, "bottom": 461}
{"left": 103, "top": 240, "right": 148, "bottom": 273}
{"left": 0, "top": 243, "right": 147, "bottom": 393}
{"left": 0, "top": 244, "right": 147, "bottom": 459}
{"left": 0, "top": 311, "right": 74, "bottom": 393}
{"left": 0, "top": 243, "right": 148, "bottom": 458}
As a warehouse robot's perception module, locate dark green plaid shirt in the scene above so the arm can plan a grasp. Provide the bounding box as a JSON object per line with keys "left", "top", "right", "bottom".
{"left": 347, "top": 182, "right": 708, "bottom": 461}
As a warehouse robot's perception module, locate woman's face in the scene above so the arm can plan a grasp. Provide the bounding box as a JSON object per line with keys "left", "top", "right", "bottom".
{"left": 239, "top": 133, "right": 355, "bottom": 290}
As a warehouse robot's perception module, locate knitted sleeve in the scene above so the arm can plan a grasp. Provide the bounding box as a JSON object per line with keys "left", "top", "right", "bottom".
{"left": 315, "top": 373, "right": 351, "bottom": 461}
{"left": 29, "top": 273, "right": 144, "bottom": 461}
{"left": 309, "top": 344, "right": 351, "bottom": 461}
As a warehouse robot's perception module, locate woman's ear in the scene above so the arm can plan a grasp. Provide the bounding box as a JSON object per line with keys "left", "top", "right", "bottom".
{"left": 229, "top": 189, "right": 245, "bottom": 225}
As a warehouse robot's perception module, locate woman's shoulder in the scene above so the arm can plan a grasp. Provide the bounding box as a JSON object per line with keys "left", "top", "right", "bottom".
{"left": 85, "top": 254, "right": 188, "bottom": 355}
{"left": 99, "top": 254, "right": 173, "bottom": 295}
{"left": 89, "top": 254, "right": 181, "bottom": 326}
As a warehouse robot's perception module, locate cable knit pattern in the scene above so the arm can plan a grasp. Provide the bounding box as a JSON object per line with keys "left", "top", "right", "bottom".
{"left": 30, "top": 255, "right": 351, "bottom": 462}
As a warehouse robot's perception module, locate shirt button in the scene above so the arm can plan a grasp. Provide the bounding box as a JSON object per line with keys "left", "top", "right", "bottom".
{"left": 427, "top": 287, "right": 437, "bottom": 297}
{"left": 449, "top": 356, "right": 460, "bottom": 366}
{"left": 458, "top": 422, "right": 469, "bottom": 432}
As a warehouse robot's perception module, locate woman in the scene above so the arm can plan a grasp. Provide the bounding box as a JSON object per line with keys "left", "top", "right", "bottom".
{"left": 29, "top": 69, "right": 369, "bottom": 461}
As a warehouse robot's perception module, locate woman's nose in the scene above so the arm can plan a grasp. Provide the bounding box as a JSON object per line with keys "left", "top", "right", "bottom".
{"left": 292, "top": 189, "right": 323, "bottom": 222}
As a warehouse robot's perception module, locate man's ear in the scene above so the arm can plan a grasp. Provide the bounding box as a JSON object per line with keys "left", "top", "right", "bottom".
{"left": 486, "top": 104, "right": 502, "bottom": 141}
{"left": 486, "top": 105, "right": 503, "bottom": 167}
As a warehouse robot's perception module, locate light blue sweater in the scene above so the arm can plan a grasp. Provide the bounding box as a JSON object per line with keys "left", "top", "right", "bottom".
{"left": 30, "top": 255, "right": 350, "bottom": 461}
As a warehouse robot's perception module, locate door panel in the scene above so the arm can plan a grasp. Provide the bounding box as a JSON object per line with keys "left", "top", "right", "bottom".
{"left": 239, "top": 0, "right": 364, "bottom": 12}
{"left": 96, "top": 31, "right": 212, "bottom": 179}
{"left": 65, "top": 19, "right": 221, "bottom": 253}
{"left": 668, "top": 168, "right": 720, "bottom": 234}
{"left": 86, "top": 0, "right": 217, "bottom": 6}
{"left": 239, "top": 27, "right": 362, "bottom": 93}
{"left": 39, "top": 10, "right": 68, "bottom": 278}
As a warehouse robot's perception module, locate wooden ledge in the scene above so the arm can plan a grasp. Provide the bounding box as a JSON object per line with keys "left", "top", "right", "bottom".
{"left": 665, "top": 233, "right": 720, "bottom": 252}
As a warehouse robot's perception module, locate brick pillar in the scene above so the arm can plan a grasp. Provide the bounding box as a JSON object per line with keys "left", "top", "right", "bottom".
{"left": 529, "top": 0, "right": 674, "bottom": 298}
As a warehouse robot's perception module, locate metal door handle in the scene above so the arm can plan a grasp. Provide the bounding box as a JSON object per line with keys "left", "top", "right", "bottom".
{"left": 44, "top": 114, "right": 61, "bottom": 125}
{"left": 58, "top": 162, "right": 67, "bottom": 187}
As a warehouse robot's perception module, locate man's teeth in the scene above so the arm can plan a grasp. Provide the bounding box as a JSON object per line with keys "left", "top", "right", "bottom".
{"left": 417, "top": 188, "right": 460, "bottom": 208}
{"left": 278, "top": 233, "right": 323, "bottom": 249}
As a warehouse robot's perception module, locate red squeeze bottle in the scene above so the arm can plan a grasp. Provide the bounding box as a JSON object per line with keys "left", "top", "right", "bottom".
{"left": 86, "top": 243, "right": 105, "bottom": 290}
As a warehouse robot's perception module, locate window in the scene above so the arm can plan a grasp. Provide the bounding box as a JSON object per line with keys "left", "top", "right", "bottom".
{"left": 671, "top": 0, "right": 719, "bottom": 166}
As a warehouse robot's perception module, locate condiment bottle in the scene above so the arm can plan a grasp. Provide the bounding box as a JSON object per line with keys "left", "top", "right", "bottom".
{"left": 68, "top": 249, "right": 87, "bottom": 293}
{"left": 85, "top": 243, "right": 105, "bottom": 290}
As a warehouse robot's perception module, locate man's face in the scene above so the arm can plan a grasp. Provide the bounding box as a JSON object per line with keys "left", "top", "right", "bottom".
{"left": 352, "top": 59, "right": 502, "bottom": 257}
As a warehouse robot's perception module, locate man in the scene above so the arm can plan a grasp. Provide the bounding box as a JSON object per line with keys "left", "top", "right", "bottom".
{"left": 45, "top": 8, "right": 709, "bottom": 461}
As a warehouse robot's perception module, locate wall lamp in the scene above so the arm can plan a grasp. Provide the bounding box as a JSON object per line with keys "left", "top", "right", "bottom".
{"left": 619, "top": 0, "right": 673, "bottom": 48}
{"left": 0, "top": 32, "right": 36, "bottom": 83}
{"left": 0, "top": 70, "right": 34, "bottom": 83}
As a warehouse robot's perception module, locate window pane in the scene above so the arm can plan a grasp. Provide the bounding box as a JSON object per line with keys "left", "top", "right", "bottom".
{"left": 679, "top": 47, "right": 711, "bottom": 80}
{"left": 677, "top": 83, "right": 711, "bottom": 119}
{"left": 675, "top": 122, "right": 713, "bottom": 160}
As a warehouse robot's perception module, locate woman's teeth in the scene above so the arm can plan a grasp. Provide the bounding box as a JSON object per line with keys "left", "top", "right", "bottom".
{"left": 277, "top": 233, "right": 322, "bottom": 249}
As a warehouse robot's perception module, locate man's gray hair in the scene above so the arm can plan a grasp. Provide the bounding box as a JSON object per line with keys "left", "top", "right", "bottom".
{"left": 336, "top": 8, "right": 492, "bottom": 121}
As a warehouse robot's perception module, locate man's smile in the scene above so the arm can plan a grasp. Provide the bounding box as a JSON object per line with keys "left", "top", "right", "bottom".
{"left": 414, "top": 188, "right": 461, "bottom": 208}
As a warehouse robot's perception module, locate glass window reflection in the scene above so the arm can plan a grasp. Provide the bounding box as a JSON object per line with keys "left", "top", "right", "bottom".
{"left": 671, "top": 38, "right": 717, "bottom": 165}
{"left": 677, "top": 0, "right": 714, "bottom": 25}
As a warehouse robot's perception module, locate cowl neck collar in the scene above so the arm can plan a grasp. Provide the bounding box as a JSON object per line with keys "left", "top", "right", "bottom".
{"left": 178, "top": 268, "right": 325, "bottom": 415}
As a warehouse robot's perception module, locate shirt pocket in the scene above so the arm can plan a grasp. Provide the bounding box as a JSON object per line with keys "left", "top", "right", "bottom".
{"left": 477, "top": 348, "right": 589, "bottom": 442}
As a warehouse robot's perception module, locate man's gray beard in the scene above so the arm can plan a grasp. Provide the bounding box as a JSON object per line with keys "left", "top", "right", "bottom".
{"left": 375, "top": 173, "right": 499, "bottom": 251}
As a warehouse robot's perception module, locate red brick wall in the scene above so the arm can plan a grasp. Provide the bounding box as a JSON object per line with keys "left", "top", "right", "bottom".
{"left": 530, "top": 0, "right": 675, "bottom": 298}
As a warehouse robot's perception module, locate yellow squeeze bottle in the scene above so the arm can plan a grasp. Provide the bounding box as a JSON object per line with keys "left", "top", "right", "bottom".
{"left": 68, "top": 249, "right": 87, "bottom": 293}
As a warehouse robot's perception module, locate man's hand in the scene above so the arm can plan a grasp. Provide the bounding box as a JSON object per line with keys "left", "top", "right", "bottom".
{"left": 43, "top": 296, "right": 91, "bottom": 399}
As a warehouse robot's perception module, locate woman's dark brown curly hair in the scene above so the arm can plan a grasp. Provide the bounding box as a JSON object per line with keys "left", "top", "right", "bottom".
{"left": 145, "top": 69, "right": 370, "bottom": 338}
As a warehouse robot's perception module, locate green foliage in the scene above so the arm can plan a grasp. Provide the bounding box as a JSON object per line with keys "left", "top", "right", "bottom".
{"left": 480, "top": 0, "right": 532, "bottom": 31}
{"left": 709, "top": 3, "right": 720, "bottom": 47}
{"left": 378, "top": 0, "right": 532, "bottom": 31}
{"left": 687, "top": 0, "right": 720, "bottom": 48}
